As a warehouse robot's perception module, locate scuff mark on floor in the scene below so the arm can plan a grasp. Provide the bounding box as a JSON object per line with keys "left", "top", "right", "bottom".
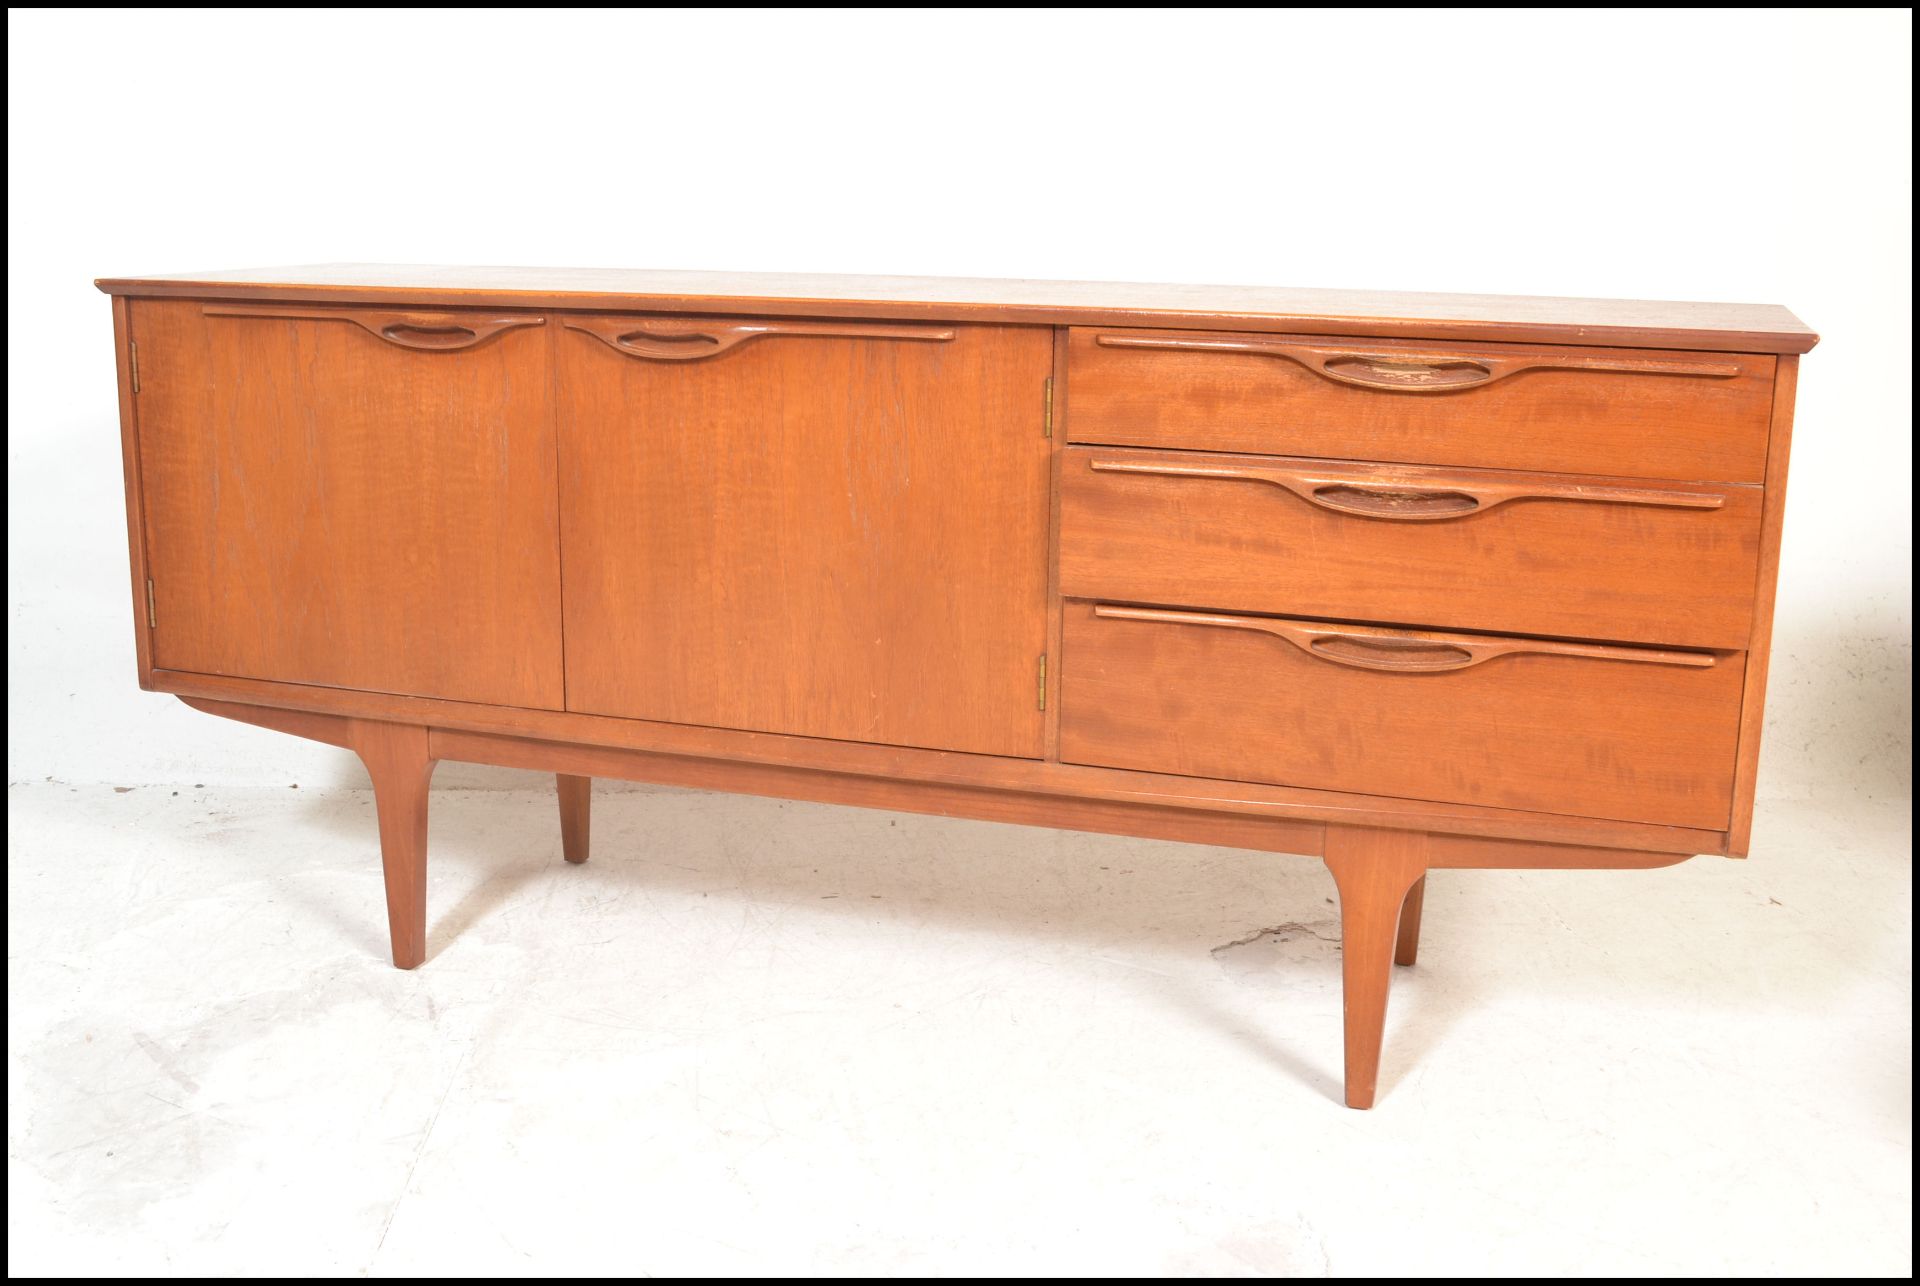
{"left": 1211, "top": 922, "right": 1340, "bottom": 954}
{"left": 132, "top": 1032, "right": 201, "bottom": 1095}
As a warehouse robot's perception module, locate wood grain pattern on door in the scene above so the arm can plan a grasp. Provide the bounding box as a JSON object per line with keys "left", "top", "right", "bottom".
{"left": 131, "top": 299, "right": 564, "bottom": 708}
{"left": 556, "top": 316, "right": 1053, "bottom": 757}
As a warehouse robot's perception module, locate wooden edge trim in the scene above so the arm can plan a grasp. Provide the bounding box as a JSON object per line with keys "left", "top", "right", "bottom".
{"left": 1084, "top": 455, "right": 1732, "bottom": 514}
{"left": 1090, "top": 604, "right": 1720, "bottom": 672}
{"left": 180, "top": 696, "right": 356, "bottom": 749}
{"left": 1724, "top": 354, "right": 1799, "bottom": 855}
{"left": 1043, "top": 326, "right": 1068, "bottom": 759}
{"left": 201, "top": 303, "right": 545, "bottom": 351}
{"left": 174, "top": 702, "right": 1694, "bottom": 872}
{"left": 1090, "top": 331, "right": 1748, "bottom": 387}
{"left": 428, "top": 727, "right": 1328, "bottom": 858}
{"left": 92, "top": 281, "right": 1820, "bottom": 355}
{"left": 558, "top": 314, "right": 953, "bottom": 361}
{"left": 1427, "top": 833, "right": 1695, "bottom": 869}
{"left": 111, "top": 296, "right": 154, "bottom": 689}
{"left": 153, "top": 669, "right": 1726, "bottom": 854}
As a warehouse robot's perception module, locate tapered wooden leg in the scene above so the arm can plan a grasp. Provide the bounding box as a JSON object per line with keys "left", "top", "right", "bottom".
{"left": 1394, "top": 875, "right": 1427, "bottom": 967}
{"left": 557, "top": 774, "right": 592, "bottom": 864}
{"left": 1324, "top": 827, "right": 1430, "bottom": 1109}
{"left": 349, "top": 721, "right": 438, "bottom": 970}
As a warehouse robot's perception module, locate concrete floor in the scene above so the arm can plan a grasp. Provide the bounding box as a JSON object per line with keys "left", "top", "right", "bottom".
{"left": 6, "top": 781, "right": 1911, "bottom": 1276}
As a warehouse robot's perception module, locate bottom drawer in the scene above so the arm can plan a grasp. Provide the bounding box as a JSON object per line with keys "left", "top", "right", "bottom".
{"left": 1059, "top": 602, "right": 1746, "bottom": 829}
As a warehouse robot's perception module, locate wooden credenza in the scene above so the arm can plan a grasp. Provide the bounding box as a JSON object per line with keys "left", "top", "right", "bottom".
{"left": 98, "top": 267, "right": 1816, "bottom": 1108}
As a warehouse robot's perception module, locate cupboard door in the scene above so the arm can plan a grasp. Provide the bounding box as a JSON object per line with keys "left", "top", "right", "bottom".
{"left": 132, "top": 300, "right": 564, "bottom": 707}
{"left": 557, "top": 316, "right": 1052, "bottom": 757}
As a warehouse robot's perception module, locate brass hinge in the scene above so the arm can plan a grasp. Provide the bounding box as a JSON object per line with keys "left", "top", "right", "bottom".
{"left": 1037, "top": 653, "right": 1048, "bottom": 710}
{"left": 129, "top": 339, "right": 140, "bottom": 393}
{"left": 145, "top": 578, "right": 156, "bottom": 628}
{"left": 1042, "top": 377, "right": 1054, "bottom": 437}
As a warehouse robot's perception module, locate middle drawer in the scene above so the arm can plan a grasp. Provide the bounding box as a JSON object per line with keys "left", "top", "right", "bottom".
{"left": 1059, "top": 446, "right": 1763, "bottom": 649}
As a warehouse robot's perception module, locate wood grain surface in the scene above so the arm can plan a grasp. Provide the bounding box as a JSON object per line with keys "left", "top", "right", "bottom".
{"left": 1060, "top": 446, "right": 1763, "bottom": 648}
{"left": 100, "top": 263, "right": 1814, "bottom": 1106}
{"left": 1059, "top": 602, "right": 1747, "bottom": 828}
{"left": 1726, "top": 354, "right": 1802, "bottom": 855}
{"left": 1324, "top": 827, "right": 1431, "bottom": 1108}
{"left": 556, "top": 774, "right": 592, "bottom": 865}
{"left": 556, "top": 318, "right": 1052, "bottom": 757}
{"left": 185, "top": 692, "right": 1677, "bottom": 874}
{"left": 430, "top": 727, "right": 1329, "bottom": 860}
{"left": 1067, "top": 328, "right": 1777, "bottom": 482}
{"left": 131, "top": 299, "right": 565, "bottom": 707}
{"left": 110, "top": 296, "right": 154, "bottom": 685}
{"left": 94, "top": 265, "right": 1819, "bottom": 354}
{"left": 1394, "top": 876, "right": 1428, "bottom": 968}
{"left": 349, "top": 719, "right": 437, "bottom": 970}
{"left": 156, "top": 669, "right": 1724, "bottom": 854}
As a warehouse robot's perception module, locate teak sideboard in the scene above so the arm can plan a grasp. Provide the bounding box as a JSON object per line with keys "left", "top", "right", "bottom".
{"left": 97, "top": 266, "right": 1817, "bottom": 1108}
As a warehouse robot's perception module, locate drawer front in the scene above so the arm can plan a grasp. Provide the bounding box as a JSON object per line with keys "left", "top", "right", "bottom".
{"left": 1059, "top": 603, "right": 1746, "bottom": 829}
{"left": 1059, "top": 447, "right": 1764, "bottom": 649}
{"left": 1067, "top": 328, "right": 1776, "bottom": 482}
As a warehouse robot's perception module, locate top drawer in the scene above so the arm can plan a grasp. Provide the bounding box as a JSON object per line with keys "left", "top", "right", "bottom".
{"left": 1067, "top": 328, "right": 1776, "bottom": 482}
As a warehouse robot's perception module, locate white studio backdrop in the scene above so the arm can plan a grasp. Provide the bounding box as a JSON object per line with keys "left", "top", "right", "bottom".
{"left": 6, "top": 9, "right": 1911, "bottom": 801}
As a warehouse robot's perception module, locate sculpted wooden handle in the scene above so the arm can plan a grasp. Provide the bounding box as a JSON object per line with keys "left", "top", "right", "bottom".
{"left": 1092, "top": 606, "right": 1718, "bottom": 672}
{"left": 1087, "top": 457, "right": 1727, "bottom": 521}
{"left": 202, "top": 304, "right": 544, "bottom": 351}
{"left": 1092, "top": 332, "right": 1743, "bottom": 391}
{"left": 562, "top": 316, "right": 956, "bottom": 361}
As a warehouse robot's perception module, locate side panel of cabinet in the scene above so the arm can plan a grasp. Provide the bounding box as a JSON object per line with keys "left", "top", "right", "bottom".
{"left": 131, "top": 300, "right": 565, "bottom": 708}
{"left": 556, "top": 317, "right": 1052, "bottom": 758}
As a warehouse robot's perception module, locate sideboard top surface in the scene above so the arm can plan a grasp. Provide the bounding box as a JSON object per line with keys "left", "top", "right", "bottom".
{"left": 96, "top": 264, "right": 1818, "bottom": 354}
